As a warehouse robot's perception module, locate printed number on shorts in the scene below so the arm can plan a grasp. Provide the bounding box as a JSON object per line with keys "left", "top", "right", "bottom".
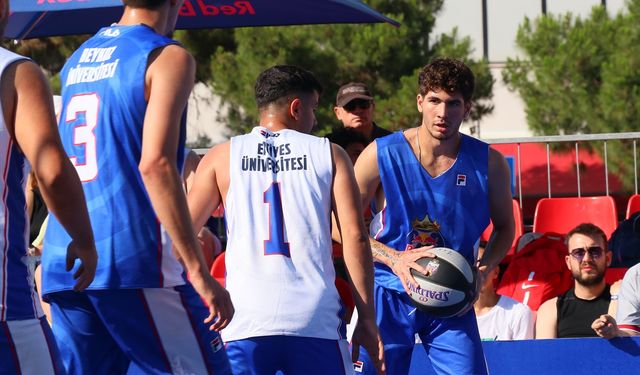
{"left": 65, "top": 94, "right": 99, "bottom": 182}
{"left": 263, "top": 182, "right": 291, "bottom": 257}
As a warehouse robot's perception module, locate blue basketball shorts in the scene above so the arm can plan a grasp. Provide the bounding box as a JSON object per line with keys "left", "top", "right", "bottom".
{"left": 0, "top": 317, "right": 64, "bottom": 375}
{"left": 355, "top": 283, "right": 487, "bottom": 375}
{"left": 226, "top": 335, "right": 353, "bottom": 375}
{"left": 47, "top": 284, "right": 231, "bottom": 375}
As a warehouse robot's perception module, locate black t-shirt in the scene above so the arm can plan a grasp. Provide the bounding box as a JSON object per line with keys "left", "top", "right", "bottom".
{"left": 556, "top": 284, "right": 611, "bottom": 338}
{"left": 29, "top": 187, "right": 48, "bottom": 244}
{"left": 370, "top": 122, "right": 392, "bottom": 142}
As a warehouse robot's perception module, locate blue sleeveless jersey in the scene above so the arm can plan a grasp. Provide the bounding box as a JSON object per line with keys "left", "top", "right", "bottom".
{"left": 371, "top": 132, "right": 490, "bottom": 293}
{"left": 42, "top": 25, "right": 186, "bottom": 294}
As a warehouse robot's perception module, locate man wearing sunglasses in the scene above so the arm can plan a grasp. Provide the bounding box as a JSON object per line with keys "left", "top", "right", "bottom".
{"left": 334, "top": 82, "right": 391, "bottom": 143}
{"left": 537, "top": 223, "right": 614, "bottom": 338}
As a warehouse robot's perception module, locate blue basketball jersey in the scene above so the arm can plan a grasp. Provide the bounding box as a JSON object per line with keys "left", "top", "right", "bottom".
{"left": 371, "top": 132, "right": 489, "bottom": 293}
{"left": 0, "top": 49, "right": 44, "bottom": 321}
{"left": 42, "top": 25, "right": 186, "bottom": 294}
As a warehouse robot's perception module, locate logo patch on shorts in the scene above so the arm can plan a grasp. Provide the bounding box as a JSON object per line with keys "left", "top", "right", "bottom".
{"left": 354, "top": 360, "right": 364, "bottom": 373}
{"left": 210, "top": 337, "right": 223, "bottom": 353}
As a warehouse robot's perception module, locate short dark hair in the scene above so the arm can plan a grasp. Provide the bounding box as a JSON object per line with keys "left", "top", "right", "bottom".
{"left": 326, "top": 127, "right": 368, "bottom": 150}
{"left": 418, "top": 58, "right": 475, "bottom": 102}
{"left": 254, "top": 65, "right": 322, "bottom": 109}
{"left": 123, "top": 0, "right": 167, "bottom": 9}
{"left": 567, "top": 223, "right": 608, "bottom": 251}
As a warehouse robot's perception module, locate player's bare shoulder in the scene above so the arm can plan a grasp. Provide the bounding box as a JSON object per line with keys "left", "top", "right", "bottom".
{"left": 488, "top": 147, "right": 509, "bottom": 175}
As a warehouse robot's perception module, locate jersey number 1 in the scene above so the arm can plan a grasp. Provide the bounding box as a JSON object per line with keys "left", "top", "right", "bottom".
{"left": 66, "top": 94, "right": 99, "bottom": 182}
{"left": 263, "top": 183, "right": 290, "bottom": 257}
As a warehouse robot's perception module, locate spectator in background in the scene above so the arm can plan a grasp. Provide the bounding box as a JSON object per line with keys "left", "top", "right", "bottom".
{"left": 333, "top": 82, "right": 391, "bottom": 143}
{"left": 537, "top": 223, "right": 613, "bottom": 338}
{"left": 474, "top": 247, "right": 534, "bottom": 341}
{"left": 592, "top": 262, "right": 640, "bottom": 338}
{"left": 327, "top": 127, "right": 368, "bottom": 165}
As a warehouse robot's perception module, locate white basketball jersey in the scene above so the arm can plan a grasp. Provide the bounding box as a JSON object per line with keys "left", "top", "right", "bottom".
{"left": 223, "top": 126, "right": 341, "bottom": 341}
{"left": 0, "top": 48, "right": 43, "bottom": 321}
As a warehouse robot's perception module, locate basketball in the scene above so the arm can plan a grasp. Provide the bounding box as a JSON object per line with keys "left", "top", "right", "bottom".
{"left": 408, "top": 247, "right": 477, "bottom": 318}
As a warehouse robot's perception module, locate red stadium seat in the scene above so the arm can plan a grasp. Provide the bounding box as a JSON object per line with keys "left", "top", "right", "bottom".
{"left": 210, "top": 251, "right": 226, "bottom": 287}
{"left": 605, "top": 267, "right": 628, "bottom": 285}
{"left": 626, "top": 194, "right": 640, "bottom": 219}
{"left": 533, "top": 196, "right": 618, "bottom": 239}
{"left": 480, "top": 199, "right": 524, "bottom": 264}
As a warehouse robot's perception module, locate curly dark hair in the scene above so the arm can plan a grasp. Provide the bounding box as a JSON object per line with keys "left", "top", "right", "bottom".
{"left": 418, "top": 58, "right": 475, "bottom": 102}
{"left": 254, "top": 65, "right": 322, "bottom": 110}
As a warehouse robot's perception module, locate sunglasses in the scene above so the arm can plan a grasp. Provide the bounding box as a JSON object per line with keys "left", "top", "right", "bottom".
{"left": 343, "top": 99, "right": 372, "bottom": 112}
{"left": 569, "top": 246, "right": 604, "bottom": 261}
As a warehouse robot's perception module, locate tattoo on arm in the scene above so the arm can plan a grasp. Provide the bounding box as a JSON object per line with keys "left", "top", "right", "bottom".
{"left": 371, "top": 239, "right": 397, "bottom": 267}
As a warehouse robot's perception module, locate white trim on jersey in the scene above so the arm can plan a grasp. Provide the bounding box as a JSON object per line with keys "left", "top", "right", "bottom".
{"left": 0, "top": 138, "right": 10, "bottom": 321}
{"left": 141, "top": 288, "right": 209, "bottom": 375}
{"left": 6, "top": 319, "right": 56, "bottom": 374}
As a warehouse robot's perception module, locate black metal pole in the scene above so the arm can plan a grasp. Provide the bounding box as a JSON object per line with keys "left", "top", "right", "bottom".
{"left": 542, "top": 0, "right": 547, "bottom": 14}
{"left": 482, "top": 0, "right": 488, "bottom": 60}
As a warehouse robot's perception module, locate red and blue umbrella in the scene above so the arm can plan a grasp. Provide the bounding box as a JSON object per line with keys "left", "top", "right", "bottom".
{"left": 7, "top": 0, "right": 399, "bottom": 40}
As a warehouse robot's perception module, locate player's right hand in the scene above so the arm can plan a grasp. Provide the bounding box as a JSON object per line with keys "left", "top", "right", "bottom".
{"left": 389, "top": 245, "right": 435, "bottom": 294}
{"left": 65, "top": 240, "right": 98, "bottom": 291}
{"left": 190, "top": 271, "right": 234, "bottom": 331}
{"left": 351, "top": 316, "right": 386, "bottom": 375}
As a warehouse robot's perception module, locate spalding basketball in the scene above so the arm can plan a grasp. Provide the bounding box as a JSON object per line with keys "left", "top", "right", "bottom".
{"left": 408, "top": 247, "right": 477, "bottom": 318}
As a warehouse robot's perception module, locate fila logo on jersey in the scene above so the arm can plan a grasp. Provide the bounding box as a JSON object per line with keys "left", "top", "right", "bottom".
{"left": 456, "top": 174, "right": 467, "bottom": 186}
{"left": 354, "top": 361, "right": 364, "bottom": 373}
{"left": 210, "top": 337, "right": 223, "bottom": 353}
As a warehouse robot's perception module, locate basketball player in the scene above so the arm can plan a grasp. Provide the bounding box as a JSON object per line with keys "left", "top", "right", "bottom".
{"left": 187, "top": 65, "right": 385, "bottom": 375}
{"left": 353, "top": 58, "right": 515, "bottom": 374}
{"left": 41, "top": 1, "right": 233, "bottom": 373}
{"left": 0, "top": 1, "right": 98, "bottom": 373}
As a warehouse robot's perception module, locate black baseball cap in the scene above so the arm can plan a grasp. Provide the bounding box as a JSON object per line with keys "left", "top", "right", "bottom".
{"left": 336, "top": 82, "right": 374, "bottom": 107}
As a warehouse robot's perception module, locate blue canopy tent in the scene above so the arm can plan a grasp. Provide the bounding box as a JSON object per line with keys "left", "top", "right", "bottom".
{"left": 6, "top": 0, "right": 399, "bottom": 40}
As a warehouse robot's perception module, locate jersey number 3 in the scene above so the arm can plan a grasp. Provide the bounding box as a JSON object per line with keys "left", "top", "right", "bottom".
{"left": 66, "top": 94, "right": 99, "bottom": 182}
{"left": 263, "top": 183, "right": 291, "bottom": 257}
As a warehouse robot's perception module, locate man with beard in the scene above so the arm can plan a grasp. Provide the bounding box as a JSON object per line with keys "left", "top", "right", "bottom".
{"left": 537, "top": 223, "right": 613, "bottom": 338}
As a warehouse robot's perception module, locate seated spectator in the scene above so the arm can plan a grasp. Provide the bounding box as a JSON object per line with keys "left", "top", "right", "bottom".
{"left": 474, "top": 247, "right": 535, "bottom": 340}
{"left": 592, "top": 263, "right": 640, "bottom": 338}
{"left": 537, "top": 223, "right": 613, "bottom": 338}
{"left": 608, "top": 212, "right": 640, "bottom": 268}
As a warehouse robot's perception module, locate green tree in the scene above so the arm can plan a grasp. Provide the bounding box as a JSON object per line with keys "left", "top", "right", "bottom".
{"left": 2, "top": 36, "right": 89, "bottom": 94}
{"left": 182, "top": 0, "right": 494, "bottom": 136}
{"left": 503, "top": 1, "right": 640, "bottom": 189}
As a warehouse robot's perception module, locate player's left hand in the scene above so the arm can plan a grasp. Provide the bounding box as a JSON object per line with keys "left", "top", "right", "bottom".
{"left": 592, "top": 314, "right": 620, "bottom": 339}
{"left": 351, "top": 316, "right": 386, "bottom": 375}
{"left": 190, "top": 270, "right": 235, "bottom": 331}
{"left": 66, "top": 240, "right": 98, "bottom": 292}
